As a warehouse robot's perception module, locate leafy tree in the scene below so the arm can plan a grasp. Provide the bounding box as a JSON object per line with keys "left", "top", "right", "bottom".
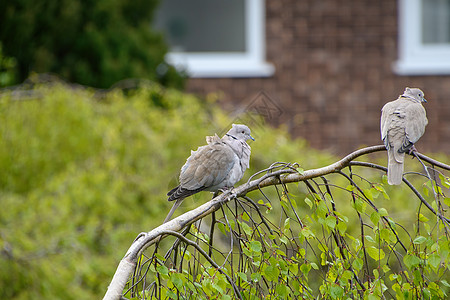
{"left": 1, "top": 83, "right": 449, "bottom": 299}
{"left": 0, "top": 0, "right": 184, "bottom": 88}
{"left": 0, "top": 42, "right": 17, "bottom": 87}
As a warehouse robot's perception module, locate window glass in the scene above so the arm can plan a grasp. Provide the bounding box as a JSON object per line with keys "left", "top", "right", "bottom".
{"left": 422, "top": 0, "right": 450, "bottom": 44}
{"left": 154, "top": 0, "right": 246, "bottom": 53}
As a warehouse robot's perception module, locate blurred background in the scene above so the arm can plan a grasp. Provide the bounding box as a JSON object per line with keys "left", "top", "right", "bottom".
{"left": 1, "top": 0, "right": 450, "bottom": 298}
{"left": 2, "top": 0, "right": 450, "bottom": 154}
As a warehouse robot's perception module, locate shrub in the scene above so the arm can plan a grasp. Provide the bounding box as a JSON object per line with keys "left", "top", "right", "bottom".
{"left": 0, "top": 0, "right": 184, "bottom": 88}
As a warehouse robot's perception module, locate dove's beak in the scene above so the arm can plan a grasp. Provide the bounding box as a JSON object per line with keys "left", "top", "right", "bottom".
{"left": 249, "top": 135, "right": 255, "bottom": 141}
{"left": 422, "top": 97, "right": 427, "bottom": 103}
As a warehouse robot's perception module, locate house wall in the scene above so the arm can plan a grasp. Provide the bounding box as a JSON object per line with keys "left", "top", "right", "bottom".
{"left": 185, "top": 0, "right": 450, "bottom": 155}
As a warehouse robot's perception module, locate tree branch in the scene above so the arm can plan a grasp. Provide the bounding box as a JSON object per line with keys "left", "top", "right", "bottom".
{"left": 103, "top": 145, "right": 449, "bottom": 300}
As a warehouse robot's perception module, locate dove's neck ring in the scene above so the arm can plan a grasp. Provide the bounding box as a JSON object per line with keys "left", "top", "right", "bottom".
{"left": 403, "top": 95, "right": 420, "bottom": 102}
{"left": 226, "top": 133, "right": 238, "bottom": 140}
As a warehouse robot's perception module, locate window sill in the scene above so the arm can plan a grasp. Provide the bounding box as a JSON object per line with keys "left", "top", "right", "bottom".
{"left": 166, "top": 53, "right": 275, "bottom": 78}
{"left": 394, "top": 60, "right": 450, "bottom": 76}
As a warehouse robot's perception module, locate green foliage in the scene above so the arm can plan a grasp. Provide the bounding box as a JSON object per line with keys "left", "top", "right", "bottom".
{"left": 125, "top": 149, "right": 450, "bottom": 298}
{"left": 0, "top": 83, "right": 329, "bottom": 298}
{"left": 0, "top": 0, "right": 184, "bottom": 88}
{"left": 133, "top": 169, "right": 450, "bottom": 299}
{"left": 2, "top": 84, "right": 449, "bottom": 299}
{"left": 0, "top": 42, "right": 17, "bottom": 87}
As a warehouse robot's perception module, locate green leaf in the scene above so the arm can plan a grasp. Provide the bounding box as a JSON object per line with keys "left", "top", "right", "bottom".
{"left": 418, "top": 213, "right": 429, "bottom": 223}
{"left": 428, "top": 253, "right": 440, "bottom": 269}
{"left": 378, "top": 207, "right": 388, "bottom": 216}
{"left": 366, "top": 246, "right": 385, "bottom": 261}
{"left": 240, "top": 221, "right": 252, "bottom": 235}
{"left": 403, "top": 254, "right": 421, "bottom": 269}
{"left": 242, "top": 212, "right": 250, "bottom": 222}
{"left": 229, "top": 219, "right": 235, "bottom": 230}
{"left": 311, "top": 262, "right": 319, "bottom": 270}
{"left": 263, "top": 265, "right": 280, "bottom": 281}
{"left": 337, "top": 221, "right": 347, "bottom": 234}
{"left": 249, "top": 240, "right": 262, "bottom": 253}
{"left": 354, "top": 197, "right": 366, "bottom": 213}
{"left": 251, "top": 272, "right": 261, "bottom": 282}
{"left": 325, "top": 193, "right": 334, "bottom": 203}
{"left": 183, "top": 250, "right": 191, "bottom": 261}
{"left": 156, "top": 265, "right": 169, "bottom": 276}
{"left": 217, "top": 222, "right": 228, "bottom": 235}
{"left": 280, "top": 236, "right": 288, "bottom": 244}
{"left": 316, "top": 200, "right": 328, "bottom": 218}
{"left": 325, "top": 215, "right": 336, "bottom": 229}
{"left": 441, "top": 280, "right": 450, "bottom": 288}
{"left": 342, "top": 270, "right": 353, "bottom": 281}
{"left": 330, "top": 284, "right": 344, "bottom": 299}
{"left": 289, "top": 263, "right": 298, "bottom": 276}
{"left": 212, "top": 281, "right": 225, "bottom": 294}
{"left": 276, "top": 284, "right": 289, "bottom": 298}
{"left": 423, "top": 184, "right": 430, "bottom": 197}
{"left": 237, "top": 272, "right": 248, "bottom": 282}
{"left": 352, "top": 258, "right": 363, "bottom": 271}
{"left": 413, "top": 236, "right": 427, "bottom": 244}
{"left": 300, "top": 227, "right": 315, "bottom": 239}
{"left": 202, "top": 278, "right": 213, "bottom": 296}
{"left": 363, "top": 189, "right": 374, "bottom": 201}
{"left": 170, "top": 272, "right": 184, "bottom": 290}
{"left": 346, "top": 185, "right": 356, "bottom": 192}
{"left": 304, "top": 197, "right": 313, "bottom": 209}
{"left": 370, "top": 211, "right": 380, "bottom": 225}
{"left": 380, "top": 228, "right": 391, "bottom": 242}
{"left": 444, "top": 197, "right": 450, "bottom": 206}
{"left": 300, "top": 263, "right": 311, "bottom": 277}
{"left": 365, "top": 235, "right": 375, "bottom": 243}
{"left": 284, "top": 218, "right": 291, "bottom": 230}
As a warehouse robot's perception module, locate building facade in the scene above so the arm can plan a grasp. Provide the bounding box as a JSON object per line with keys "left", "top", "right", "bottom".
{"left": 159, "top": 0, "right": 450, "bottom": 154}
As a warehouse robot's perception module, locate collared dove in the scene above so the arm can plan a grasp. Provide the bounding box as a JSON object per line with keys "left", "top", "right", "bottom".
{"left": 164, "top": 124, "right": 254, "bottom": 223}
{"left": 380, "top": 87, "right": 428, "bottom": 185}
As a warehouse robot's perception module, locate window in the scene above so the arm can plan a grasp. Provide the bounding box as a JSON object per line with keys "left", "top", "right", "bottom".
{"left": 394, "top": 0, "right": 450, "bottom": 75}
{"left": 154, "top": 0, "right": 274, "bottom": 78}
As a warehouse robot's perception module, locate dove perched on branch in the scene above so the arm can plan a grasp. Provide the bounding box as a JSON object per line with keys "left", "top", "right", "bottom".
{"left": 164, "top": 124, "right": 254, "bottom": 223}
{"left": 380, "top": 87, "right": 428, "bottom": 185}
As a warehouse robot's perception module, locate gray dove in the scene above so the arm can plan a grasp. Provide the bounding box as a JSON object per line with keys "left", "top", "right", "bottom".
{"left": 164, "top": 124, "right": 254, "bottom": 223}
{"left": 380, "top": 87, "right": 428, "bottom": 185}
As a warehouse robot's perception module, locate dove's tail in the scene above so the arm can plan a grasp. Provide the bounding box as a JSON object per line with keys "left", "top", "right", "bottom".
{"left": 387, "top": 148, "right": 405, "bottom": 185}
{"left": 167, "top": 186, "right": 205, "bottom": 201}
{"left": 163, "top": 198, "right": 184, "bottom": 223}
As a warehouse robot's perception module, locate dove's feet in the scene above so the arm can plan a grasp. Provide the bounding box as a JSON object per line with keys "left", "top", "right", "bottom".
{"left": 408, "top": 145, "right": 418, "bottom": 154}
{"left": 216, "top": 187, "right": 237, "bottom": 200}
{"left": 218, "top": 186, "right": 233, "bottom": 193}
{"left": 408, "top": 145, "right": 418, "bottom": 159}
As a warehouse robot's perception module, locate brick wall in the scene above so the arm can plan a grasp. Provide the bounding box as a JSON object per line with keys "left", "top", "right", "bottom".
{"left": 185, "top": 0, "right": 450, "bottom": 155}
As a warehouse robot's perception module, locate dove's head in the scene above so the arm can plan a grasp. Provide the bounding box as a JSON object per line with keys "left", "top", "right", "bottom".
{"left": 226, "top": 124, "right": 255, "bottom": 142}
{"left": 404, "top": 87, "right": 427, "bottom": 103}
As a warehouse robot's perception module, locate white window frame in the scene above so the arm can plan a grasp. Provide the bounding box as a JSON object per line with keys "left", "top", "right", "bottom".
{"left": 164, "top": 0, "right": 275, "bottom": 78}
{"left": 394, "top": 0, "right": 450, "bottom": 75}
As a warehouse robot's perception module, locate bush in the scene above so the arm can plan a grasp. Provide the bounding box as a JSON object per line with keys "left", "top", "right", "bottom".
{"left": 0, "top": 83, "right": 332, "bottom": 298}
{"left": 2, "top": 84, "right": 448, "bottom": 299}
{"left": 0, "top": 42, "right": 17, "bottom": 87}
{"left": 0, "top": 0, "right": 184, "bottom": 88}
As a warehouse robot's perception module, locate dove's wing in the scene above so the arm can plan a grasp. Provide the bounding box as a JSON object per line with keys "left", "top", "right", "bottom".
{"left": 403, "top": 102, "right": 428, "bottom": 152}
{"left": 168, "top": 141, "right": 236, "bottom": 201}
